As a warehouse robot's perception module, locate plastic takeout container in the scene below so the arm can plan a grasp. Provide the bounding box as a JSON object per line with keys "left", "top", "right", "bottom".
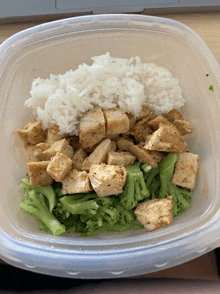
{"left": 0, "top": 14, "right": 220, "bottom": 279}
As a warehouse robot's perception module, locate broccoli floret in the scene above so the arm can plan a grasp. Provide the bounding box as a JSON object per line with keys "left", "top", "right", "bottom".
{"left": 119, "top": 162, "right": 150, "bottom": 210}
{"left": 141, "top": 163, "right": 152, "bottom": 174}
{"left": 20, "top": 190, "right": 65, "bottom": 236}
{"left": 60, "top": 193, "right": 99, "bottom": 215}
{"left": 20, "top": 174, "right": 56, "bottom": 211}
{"left": 158, "top": 153, "right": 192, "bottom": 217}
{"left": 142, "top": 165, "right": 160, "bottom": 196}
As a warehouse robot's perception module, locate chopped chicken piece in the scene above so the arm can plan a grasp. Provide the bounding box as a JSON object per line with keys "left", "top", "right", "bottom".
{"left": 27, "top": 161, "right": 53, "bottom": 186}
{"left": 61, "top": 169, "right": 92, "bottom": 195}
{"left": 129, "top": 145, "right": 164, "bottom": 168}
{"left": 117, "top": 138, "right": 134, "bottom": 151}
{"left": 81, "top": 139, "right": 111, "bottom": 172}
{"left": 17, "top": 121, "right": 46, "bottom": 145}
{"left": 47, "top": 152, "right": 73, "bottom": 182}
{"left": 168, "top": 109, "right": 183, "bottom": 121}
{"left": 79, "top": 106, "right": 106, "bottom": 149}
{"left": 144, "top": 123, "right": 188, "bottom": 153}
{"left": 34, "top": 142, "right": 52, "bottom": 161}
{"left": 134, "top": 196, "right": 173, "bottom": 231}
{"left": 172, "top": 152, "right": 199, "bottom": 190}
{"left": 46, "top": 124, "right": 67, "bottom": 143}
{"left": 127, "top": 113, "right": 136, "bottom": 129}
{"left": 104, "top": 107, "right": 130, "bottom": 135}
{"left": 107, "top": 151, "right": 136, "bottom": 167}
{"left": 148, "top": 115, "right": 173, "bottom": 130}
{"left": 23, "top": 143, "right": 38, "bottom": 162}
{"left": 42, "top": 139, "right": 74, "bottom": 160}
{"left": 131, "top": 117, "right": 154, "bottom": 143}
{"left": 110, "top": 141, "right": 117, "bottom": 152}
{"left": 173, "top": 119, "right": 193, "bottom": 136}
{"left": 89, "top": 164, "right": 127, "bottom": 197}
{"left": 137, "top": 104, "right": 156, "bottom": 121}
{"left": 66, "top": 136, "right": 82, "bottom": 152}
{"left": 72, "top": 148, "right": 88, "bottom": 171}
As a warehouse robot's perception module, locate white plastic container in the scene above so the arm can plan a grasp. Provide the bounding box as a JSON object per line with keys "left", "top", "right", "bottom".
{"left": 0, "top": 14, "right": 220, "bottom": 279}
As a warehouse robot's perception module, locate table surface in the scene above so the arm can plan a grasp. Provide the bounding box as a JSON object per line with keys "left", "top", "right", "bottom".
{"left": 0, "top": 11, "right": 219, "bottom": 281}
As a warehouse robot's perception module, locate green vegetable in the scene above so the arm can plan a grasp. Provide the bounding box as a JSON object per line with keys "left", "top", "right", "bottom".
{"left": 209, "top": 84, "right": 214, "bottom": 91}
{"left": 20, "top": 174, "right": 56, "bottom": 211}
{"left": 206, "top": 74, "right": 209, "bottom": 77}
{"left": 119, "top": 161, "right": 150, "bottom": 210}
{"left": 20, "top": 190, "right": 65, "bottom": 236}
{"left": 142, "top": 166, "right": 160, "bottom": 195}
{"left": 158, "top": 153, "right": 192, "bottom": 217}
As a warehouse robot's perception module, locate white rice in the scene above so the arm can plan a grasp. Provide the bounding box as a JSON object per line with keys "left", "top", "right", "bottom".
{"left": 25, "top": 52, "right": 185, "bottom": 135}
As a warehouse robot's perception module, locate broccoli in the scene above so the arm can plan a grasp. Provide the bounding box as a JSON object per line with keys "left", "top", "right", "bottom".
{"left": 20, "top": 190, "right": 65, "bottom": 236}
{"left": 119, "top": 161, "right": 150, "bottom": 210}
{"left": 158, "top": 153, "right": 192, "bottom": 217}
{"left": 20, "top": 174, "right": 56, "bottom": 211}
{"left": 141, "top": 165, "right": 160, "bottom": 196}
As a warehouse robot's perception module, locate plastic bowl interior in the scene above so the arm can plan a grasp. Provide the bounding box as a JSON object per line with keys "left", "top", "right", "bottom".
{"left": 0, "top": 14, "right": 220, "bottom": 279}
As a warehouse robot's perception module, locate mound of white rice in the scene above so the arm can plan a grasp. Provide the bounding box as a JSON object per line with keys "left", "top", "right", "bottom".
{"left": 25, "top": 52, "right": 185, "bottom": 135}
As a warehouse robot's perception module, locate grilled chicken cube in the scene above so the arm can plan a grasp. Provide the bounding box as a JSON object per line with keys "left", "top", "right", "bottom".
{"left": 107, "top": 151, "right": 136, "bottom": 167}
{"left": 173, "top": 119, "right": 193, "bottom": 136}
{"left": 47, "top": 152, "right": 73, "bottom": 182}
{"left": 144, "top": 123, "right": 187, "bottom": 153}
{"left": 104, "top": 107, "right": 130, "bottom": 135}
{"left": 27, "top": 161, "right": 52, "bottom": 186}
{"left": 61, "top": 169, "right": 92, "bottom": 195}
{"left": 148, "top": 115, "right": 173, "bottom": 130}
{"left": 23, "top": 143, "right": 38, "bottom": 162}
{"left": 134, "top": 196, "right": 173, "bottom": 231}
{"left": 79, "top": 106, "right": 106, "bottom": 149}
{"left": 34, "top": 142, "right": 52, "bottom": 161}
{"left": 42, "top": 139, "right": 74, "bottom": 160}
{"left": 172, "top": 152, "right": 199, "bottom": 190}
{"left": 89, "top": 164, "right": 127, "bottom": 197}
{"left": 168, "top": 109, "right": 183, "bottom": 121}
{"left": 72, "top": 148, "right": 88, "bottom": 171}
{"left": 136, "top": 104, "right": 156, "bottom": 121}
{"left": 17, "top": 121, "right": 46, "bottom": 145}
{"left": 131, "top": 117, "right": 154, "bottom": 143}
{"left": 129, "top": 145, "right": 165, "bottom": 168}
{"left": 110, "top": 141, "right": 117, "bottom": 152}
{"left": 81, "top": 139, "right": 111, "bottom": 172}
{"left": 127, "top": 113, "right": 136, "bottom": 129}
{"left": 46, "top": 124, "right": 67, "bottom": 143}
{"left": 117, "top": 138, "right": 134, "bottom": 151}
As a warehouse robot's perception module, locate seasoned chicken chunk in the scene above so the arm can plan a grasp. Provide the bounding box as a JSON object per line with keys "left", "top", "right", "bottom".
{"left": 23, "top": 143, "right": 38, "bottom": 162}
{"left": 72, "top": 148, "right": 88, "bottom": 171}
{"left": 104, "top": 107, "right": 130, "bottom": 135}
{"left": 127, "top": 113, "right": 136, "bottom": 129}
{"left": 89, "top": 164, "right": 127, "bottom": 197}
{"left": 144, "top": 123, "right": 187, "bottom": 153}
{"left": 34, "top": 142, "right": 52, "bottom": 161}
{"left": 61, "top": 169, "right": 92, "bottom": 195}
{"left": 110, "top": 141, "right": 117, "bottom": 152}
{"left": 136, "top": 104, "right": 156, "bottom": 121}
{"left": 168, "top": 109, "right": 183, "bottom": 121}
{"left": 107, "top": 151, "right": 136, "bottom": 167}
{"left": 27, "top": 161, "right": 53, "bottom": 186}
{"left": 173, "top": 119, "right": 193, "bottom": 136}
{"left": 117, "top": 138, "right": 134, "bottom": 151}
{"left": 81, "top": 139, "right": 111, "bottom": 172}
{"left": 42, "top": 139, "right": 74, "bottom": 160}
{"left": 46, "top": 124, "right": 67, "bottom": 143}
{"left": 47, "top": 152, "right": 73, "bottom": 182}
{"left": 79, "top": 106, "right": 106, "bottom": 149}
{"left": 129, "top": 145, "right": 165, "bottom": 168}
{"left": 148, "top": 115, "right": 173, "bottom": 130}
{"left": 17, "top": 121, "right": 46, "bottom": 145}
{"left": 134, "top": 196, "right": 173, "bottom": 231}
{"left": 131, "top": 117, "right": 154, "bottom": 143}
{"left": 172, "top": 152, "right": 199, "bottom": 190}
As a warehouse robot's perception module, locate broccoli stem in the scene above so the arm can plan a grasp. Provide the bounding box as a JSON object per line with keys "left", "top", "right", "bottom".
{"left": 60, "top": 196, "right": 99, "bottom": 214}
{"left": 20, "top": 192, "right": 65, "bottom": 236}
